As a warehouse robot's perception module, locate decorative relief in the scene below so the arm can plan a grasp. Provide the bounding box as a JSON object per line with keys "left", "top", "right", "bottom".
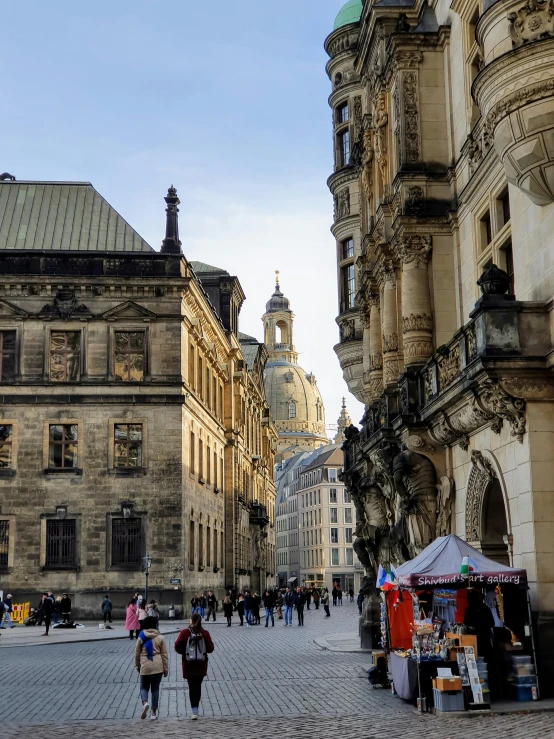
{"left": 437, "top": 344, "right": 460, "bottom": 390}
{"left": 361, "top": 128, "right": 374, "bottom": 203}
{"left": 423, "top": 367, "right": 435, "bottom": 402}
{"left": 335, "top": 188, "right": 351, "bottom": 220}
{"left": 436, "top": 476, "right": 454, "bottom": 537}
{"left": 369, "top": 352, "right": 383, "bottom": 370}
{"left": 466, "top": 324, "right": 477, "bottom": 361}
{"left": 405, "top": 434, "right": 435, "bottom": 455}
{"left": 395, "top": 235, "right": 432, "bottom": 267}
{"left": 466, "top": 451, "right": 496, "bottom": 542}
{"left": 448, "top": 400, "right": 494, "bottom": 438}
{"left": 383, "top": 360, "right": 400, "bottom": 384}
{"left": 339, "top": 319, "right": 357, "bottom": 343}
{"left": 403, "top": 72, "right": 420, "bottom": 163}
{"left": 508, "top": 0, "right": 554, "bottom": 47}
{"left": 368, "top": 290, "right": 380, "bottom": 309}
{"left": 39, "top": 289, "right": 92, "bottom": 319}
{"left": 373, "top": 92, "right": 389, "bottom": 180}
{"left": 467, "top": 133, "right": 483, "bottom": 176}
{"left": 382, "top": 333, "right": 398, "bottom": 353}
{"left": 404, "top": 339, "right": 434, "bottom": 359}
{"left": 405, "top": 185, "right": 425, "bottom": 215}
{"left": 402, "top": 313, "right": 433, "bottom": 333}
{"left": 480, "top": 379, "right": 527, "bottom": 442}
{"left": 353, "top": 96, "right": 363, "bottom": 138}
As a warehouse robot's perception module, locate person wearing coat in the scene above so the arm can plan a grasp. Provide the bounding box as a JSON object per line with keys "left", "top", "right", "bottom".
{"left": 125, "top": 599, "right": 140, "bottom": 639}
{"left": 137, "top": 601, "right": 148, "bottom": 632}
{"left": 174, "top": 613, "right": 215, "bottom": 720}
{"left": 60, "top": 593, "right": 72, "bottom": 623}
{"left": 101, "top": 595, "right": 113, "bottom": 624}
{"left": 223, "top": 596, "right": 233, "bottom": 627}
{"left": 236, "top": 594, "right": 245, "bottom": 626}
{"left": 322, "top": 588, "right": 331, "bottom": 617}
{"left": 134, "top": 616, "right": 168, "bottom": 721}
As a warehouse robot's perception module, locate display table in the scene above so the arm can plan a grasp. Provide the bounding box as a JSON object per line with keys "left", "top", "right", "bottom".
{"left": 390, "top": 654, "right": 460, "bottom": 707}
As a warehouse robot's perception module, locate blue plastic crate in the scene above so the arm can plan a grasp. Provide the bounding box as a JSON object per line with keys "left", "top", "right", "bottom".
{"left": 513, "top": 675, "right": 537, "bottom": 686}
{"left": 511, "top": 684, "right": 534, "bottom": 701}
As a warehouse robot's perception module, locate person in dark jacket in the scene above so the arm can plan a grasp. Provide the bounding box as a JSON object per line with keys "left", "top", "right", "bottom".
{"left": 337, "top": 588, "right": 343, "bottom": 606}
{"left": 236, "top": 594, "right": 245, "bottom": 626}
{"left": 190, "top": 595, "right": 199, "bottom": 615}
{"left": 332, "top": 586, "right": 338, "bottom": 607}
{"left": 41, "top": 593, "right": 54, "bottom": 636}
{"left": 174, "top": 613, "right": 215, "bottom": 720}
{"left": 1, "top": 594, "right": 13, "bottom": 629}
{"left": 102, "top": 595, "right": 113, "bottom": 623}
{"left": 198, "top": 594, "right": 207, "bottom": 620}
{"left": 294, "top": 587, "right": 306, "bottom": 626}
{"left": 283, "top": 587, "right": 294, "bottom": 626}
{"left": 223, "top": 596, "right": 233, "bottom": 627}
{"left": 275, "top": 590, "right": 284, "bottom": 619}
{"left": 357, "top": 590, "right": 364, "bottom": 616}
{"left": 349, "top": 587, "right": 355, "bottom": 603}
{"left": 313, "top": 589, "right": 320, "bottom": 610}
{"left": 206, "top": 591, "right": 217, "bottom": 622}
{"left": 263, "top": 590, "right": 275, "bottom": 627}
{"left": 305, "top": 588, "right": 312, "bottom": 610}
{"left": 60, "top": 593, "right": 72, "bottom": 623}
{"left": 243, "top": 591, "right": 254, "bottom": 628}
{"left": 252, "top": 592, "right": 261, "bottom": 625}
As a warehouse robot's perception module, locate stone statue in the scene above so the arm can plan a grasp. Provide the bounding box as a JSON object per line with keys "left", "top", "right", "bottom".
{"left": 361, "top": 129, "right": 374, "bottom": 203}
{"left": 373, "top": 93, "right": 389, "bottom": 180}
{"left": 436, "top": 476, "right": 454, "bottom": 537}
{"left": 392, "top": 445, "right": 437, "bottom": 557}
{"left": 252, "top": 529, "right": 268, "bottom": 568}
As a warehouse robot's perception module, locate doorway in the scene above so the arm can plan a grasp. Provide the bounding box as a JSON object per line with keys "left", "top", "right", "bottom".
{"left": 481, "top": 479, "right": 510, "bottom": 565}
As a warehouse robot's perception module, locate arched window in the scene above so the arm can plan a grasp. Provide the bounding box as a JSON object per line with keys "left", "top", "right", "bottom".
{"left": 289, "top": 401, "right": 296, "bottom": 419}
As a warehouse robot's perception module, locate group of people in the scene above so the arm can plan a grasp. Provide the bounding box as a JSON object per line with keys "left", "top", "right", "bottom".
{"left": 190, "top": 591, "right": 218, "bottom": 621}
{"left": 218, "top": 585, "right": 334, "bottom": 628}
{"left": 125, "top": 594, "right": 161, "bottom": 639}
{"left": 31, "top": 592, "right": 72, "bottom": 635}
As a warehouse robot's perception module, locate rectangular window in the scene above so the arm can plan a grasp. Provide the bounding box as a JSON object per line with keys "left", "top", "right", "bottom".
{"left": 345, "top": 548, "right": 354, "bottom": 566}
{"left": 344, "top": 490, "right": 352, "bottom": 503}
{"left": 213, "top": 527, "right": 218, "bottom": 568}
{"left": 502, "top": 240, "right": 515, "bottom": 296}
{"left": 207, "top": 445, "right": 211, "bottom": 485}
{"left": 189, "top": 520, "right": 195, "bottom": 567}
{"left": 190, "top": 431, "right": 195, "bottom": 475}
{"left": 213, "top": 451, "right": 218, "bottom": 489}
{"left": 342, "top": 238, "right": 354, "bottom": 260}
{"left": 199, "top": 440, "right": 204, "bottom": 480}
{"left": 339, "top": 129, "right": 350, "bottom": 167}
{"left": 111, "top": 518, "right": 142, "bottom": 567}
{"left": 199, "top": 524, "right": 204, "bottom": 568}
{"left": 46, "top": 519, "right": 76, "bottom": 568}
{"left": 500, "top": 190, "right": 511, "bottom": 226}
{"left": 337, "top": 102, "right": 349, "bottom": 124}
{"left": 50, "top": 331, "right": 80, "bottom": 381}
{"left": 114, "top": 424, "right": 142, "bottom": 468}
{"left": 345, "top": 528, "right": 353, "bottom": 544}
{"left": 344, "top": 508, "right": 353, "bottom": 524}
{"left": 220, "top": 459, "right": 224, "bottom": 492}
{"left": 189, "top": 343, "right": 195, "bottom": 389}
{"left": 198, "top": 356, "right": 203, "bottom": 398}
{"left": 0, "top": 425, "right": 13, "bottom": 468}
{"left": 329, "top": 489, "right": 337, "bottom": 504}
{"left": 220, "top": 531, "right": 224, "bottom": 568}
{"left": 341, "top": 265, "right": 356, "bottom": 310}
{"left": 330, "top": 508, "right": 338, "bottom": 524}
{"left": 479, "top": 212, "right": 492, "bottom": 250}
{"left": 0, "top": 331, "right": 16, "bottom": 381}
{"left": 212, "top": 376, "right": 217, "bottom": 414}
{"left": 309, "top": 491, "right": 313, "bottom": 506}
{"left": 0, "top": 520, "right": 9, "bottom": 568}
{"left": 207, "top": 527, "right": 211, "bottom": 567}
{"left": 114, "top": 331, "right": 145, "bottom": 381}
{"left": 329, "top": 469, "right": 337, "bottom": 482}
{"left": 48, "top": 424, "right": 78, "bottom": 469}
{"left": 331, "top": 548, "right": 339, "bottom": 566}
{"left": 331, "top": 528, "right": 339, "bottom": 544}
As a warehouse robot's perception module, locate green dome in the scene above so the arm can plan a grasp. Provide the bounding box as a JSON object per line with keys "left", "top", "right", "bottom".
{"left": 333, "top": 0, "right": 363, "bottom": 30}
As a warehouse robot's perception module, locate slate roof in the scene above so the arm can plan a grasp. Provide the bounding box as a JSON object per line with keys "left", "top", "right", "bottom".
{"left": 190, "top": 261, "right": 229, "bottom": 275}
{"left": 0, "top": 181, "right": 153, "bottom": 252}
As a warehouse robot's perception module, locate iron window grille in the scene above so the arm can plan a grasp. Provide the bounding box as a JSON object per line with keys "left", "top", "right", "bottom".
{"left": 0, "top": 520, "right": 9, "bottom": 568}
{"left": 111, "top": 518, "right": 142, "bottom": 567}
{"left": 46, "top": 519, "right": 76, "bottom": 568}
{"left": 0, "top": 331, "right": 16, "bottom": 381}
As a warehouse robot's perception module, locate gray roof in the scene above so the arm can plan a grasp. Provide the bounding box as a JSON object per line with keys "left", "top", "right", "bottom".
{"left": 0, "top": 181, "right": 153, "bottom": 252}
{"left": 190, "top": 261, "right": 229, "bottom": 275}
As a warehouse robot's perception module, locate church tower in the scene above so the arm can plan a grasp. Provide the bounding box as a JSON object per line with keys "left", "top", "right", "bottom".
{"left": 262, "top": 274, "right": 328, "bottom": 463}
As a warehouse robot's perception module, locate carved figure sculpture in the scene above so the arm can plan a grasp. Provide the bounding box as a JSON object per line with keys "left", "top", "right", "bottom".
{"left": 252, "top": 529, "right": 268, "bottom": 568}
{"left": 373, "top": 93, "right": 389, "bottom": 180}
{"left": 436, "top": 476, "right": 454, "bottom": 537}
{"left": 361, "top": 129, "right": 374, "bottom": 203}
{"left": 392, "top": 445, "right": 437, "bottom": 557}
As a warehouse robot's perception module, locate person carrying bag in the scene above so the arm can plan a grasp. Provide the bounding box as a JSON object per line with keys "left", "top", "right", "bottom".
{"left": 174, "top": 612, "right": 214, "bottom": 720}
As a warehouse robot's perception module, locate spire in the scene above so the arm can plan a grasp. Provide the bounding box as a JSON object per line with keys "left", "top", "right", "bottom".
{"left": 275, "top": 269, "right": 280, "bottom": 289}
{"left": 161, "top": 185, "right": 182, "bottom": 254}
{"left": 334, "top": 398, "right": 352, "bottom": 444}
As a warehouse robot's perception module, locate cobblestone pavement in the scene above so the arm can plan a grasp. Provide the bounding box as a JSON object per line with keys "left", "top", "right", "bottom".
{"left": 2, "top": 601, "right": 553, "bottom": 738}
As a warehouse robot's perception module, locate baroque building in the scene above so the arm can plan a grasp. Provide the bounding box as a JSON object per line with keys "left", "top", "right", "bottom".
{"left": 0, "top": 178, "right": 277, "bottom": 616}
{"left": 325, "top": 0, "right": 554, "bottom": 680}
{"left": 262, "top": 277, "right": 328, "bottom": 463}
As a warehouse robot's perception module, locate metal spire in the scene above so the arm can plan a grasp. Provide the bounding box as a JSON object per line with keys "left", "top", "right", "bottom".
{"left": 161, "top": 185, "right": 182, "bottom": 254}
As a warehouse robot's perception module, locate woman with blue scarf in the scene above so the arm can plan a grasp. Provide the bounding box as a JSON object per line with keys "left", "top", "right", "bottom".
{"left": 134, "top": 616, "right": 168, "bottom": 721}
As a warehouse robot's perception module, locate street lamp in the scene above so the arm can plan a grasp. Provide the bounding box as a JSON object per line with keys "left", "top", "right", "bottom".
{"left": 143, "top": 553, "right": 152, "bottom": 603}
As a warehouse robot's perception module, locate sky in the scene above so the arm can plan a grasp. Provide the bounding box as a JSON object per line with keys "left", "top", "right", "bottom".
{"left": 2, "top": 0, "right": 365, "bottom": 428}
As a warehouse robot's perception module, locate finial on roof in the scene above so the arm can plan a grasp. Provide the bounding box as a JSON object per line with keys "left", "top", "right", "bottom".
{"left": 0, "top": 173, "right": 16, "bottom": 181}
{"left": 275, "top": 269, "right": 280, "bottom": 288}
{"left": 161, "top": 185, "right": 182, "bottom": 254}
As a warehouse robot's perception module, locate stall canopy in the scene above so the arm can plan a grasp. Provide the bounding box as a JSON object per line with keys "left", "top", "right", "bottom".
{"left": 395, "top": 535, "right": 527, "bottom": 588}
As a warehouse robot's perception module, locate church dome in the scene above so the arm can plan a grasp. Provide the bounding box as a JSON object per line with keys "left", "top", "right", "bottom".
{"left": 265, "top": 284, "right": 290, "bottom": 313}
{"left": 333, "top": 0, "right": 363, "bottom": 29}
{"left": 264, "top": 360, "right": 326, "bottom": 439}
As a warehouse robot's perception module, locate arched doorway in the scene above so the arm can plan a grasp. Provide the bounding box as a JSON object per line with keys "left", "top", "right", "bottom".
{"left": 481, "top": 478, "right": 510, "bottom": 565}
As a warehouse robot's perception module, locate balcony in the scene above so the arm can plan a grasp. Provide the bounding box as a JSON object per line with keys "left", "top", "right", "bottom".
{"left": 249, "top": 503, "right": 270, "bottom": 527}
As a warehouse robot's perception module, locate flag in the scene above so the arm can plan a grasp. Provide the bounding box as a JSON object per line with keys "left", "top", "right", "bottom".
{"left": 460, "top": 556, "right": 469, "bottom": 577}
{"left": 382, "top": 567, "right": 397, "bottom": 592}
{"left": 377, "top": 564, "right": 387, "bottom": 589}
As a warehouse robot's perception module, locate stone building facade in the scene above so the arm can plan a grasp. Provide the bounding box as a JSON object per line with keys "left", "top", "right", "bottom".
{"left": 325, "top": 1, "right": 554, "bottom": 681}
{"left": 0, "top": 179, "right": 277, "bottom": 616}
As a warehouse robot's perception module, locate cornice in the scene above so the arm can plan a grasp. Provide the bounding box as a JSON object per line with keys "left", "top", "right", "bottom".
{"left": 327, "top": 167, "right": 359, "bottom": 191}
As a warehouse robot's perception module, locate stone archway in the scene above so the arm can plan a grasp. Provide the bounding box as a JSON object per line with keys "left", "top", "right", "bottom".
{"left": 465, "top": 450, "right": 511, "bottom": 564}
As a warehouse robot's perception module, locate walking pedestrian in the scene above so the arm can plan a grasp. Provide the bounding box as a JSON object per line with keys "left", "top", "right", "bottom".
{"left": 294, "top": 587, "right": 306, "bottom": 626}
{"left": 223, "top": 596, "right": 233, "bottom": 627}
{"left": 206, "top": 591, "right": 217, "bottom": 622}
{"left": 313, "top": 590, "right": 320, "bottom": 610}
{"left": 41, "top": 592, "right": 54, "bottom": 636}
{"left": 60, "top": 593, "right": 72, "bottom": 623}
{"left": 306, "top": 588, "right": 312, "bottom": 611}
{"left": 147, "top": 600, "right": 160, "bottom": 628}
{"left": 137, "top": 600, "right": 148, "bottom": 631}
{"left": 102, "top": 594, "right": 113, "bottom": 624}
{"left": 322, "top": 588, "right": 330, "bottom": 617}
{"left": 338, "top": 588, "right": 343, "bottom": 606}
{"left": 174, "top": 612, "right": 215, "bottom": 720}
{"left": 126, "top": 598, "right": 140, "bottom": 639}
{"left": 236, "top": 593, "right": 245, "bottom": 626}
{"left": 190, "top": 595, "right": 199, "bottom": 615}
{"left": 283, "top": 587, "right": 294, "bottom": 626}
{"left": 135, "top": 616, "right": 168, "bottom": 721}
{"left": 244, "top": 591, "right": 253, "bottom": 628}
{"left": 252, "top": 592, "right": 261, "bottom": 625}
{"left": 1, "top": 594, "right": 14, "bottom": 629}
{"left": 357, "top": 590, "right": 364, "bottom": 616}
{"left": 349, "top": 587, "right": 355, "bottom": 603}
{"left": 332, "top": 586, "right": 338, "bottom": 606}
{"left": 263, "top": 589, "right": 275, "bottom": 627}
{"left": 198, "top": 593, "right": 207, "bottom": 620}
{"left": 275, "top": 590, "right": 283, "bottom": 620}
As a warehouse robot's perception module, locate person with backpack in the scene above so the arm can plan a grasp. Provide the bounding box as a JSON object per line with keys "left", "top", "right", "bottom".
{"left": 322, "top": 588, "right": 330, "bottom": 617}
{"left": 223, "top": 596, "right": 233, "bottom": 627}
{"left": 101, "top": 594, "right": 113, "bottom": 624}
{"left": 294, "top": 587, "right": 306, "bottom": 626}
{"left": 174, "top": 612, "right": 214, "bottom": 720}
{"left": 135, "top": 616, "right": 168, "bottom": 721}
{"left": 283, "top": 587, "right": 294, "bottom": 626}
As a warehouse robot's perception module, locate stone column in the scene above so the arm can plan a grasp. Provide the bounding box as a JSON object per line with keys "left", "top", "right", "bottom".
{"left": 367, "top": 290, "right": 383, "bottom": 402}
{"left": 395, "top": 235, "right": 433, "bottom": 367}
{"left": 380, "top": 263, "right": 400, "bottom": 387}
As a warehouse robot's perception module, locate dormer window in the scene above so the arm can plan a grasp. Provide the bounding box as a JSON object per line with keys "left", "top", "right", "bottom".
{"left": 288, "top": 401, "right": 297, "bottom": 419}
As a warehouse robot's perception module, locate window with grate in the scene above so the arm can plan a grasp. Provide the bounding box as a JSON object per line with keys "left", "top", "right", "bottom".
{"left": 114, "top": 424, "right": 142, "bottom": 468}
{"left": 50, "top": 331, "right": 80, "bottom": 381}
{"left": 114, "top": 331, "right": 145, "bottom": 381}
{"left": 48, "top": 424, "right": 78, "bottom": 468}
{"left": 46, "top": 519, "right": 76, "bottom": 568}
{"left": 0, "top": 425, "right": 13, "bottom": 468}
{"left": 189, "top": 520, "right": 195, "bottom": 567}
{"left": 289, "top": 401, "right": 296, "bottom": 419}
{"left": 0, "top": 520, "right": 9, "bottom": 568}
{"left": 206, "top": 526, "right": 211, "bottom": 568}
{"left": 0, "top": 332, "right": 16, "bottom": 381}
{"left": 111, "top": 518, "right": 142, "bottom": 567}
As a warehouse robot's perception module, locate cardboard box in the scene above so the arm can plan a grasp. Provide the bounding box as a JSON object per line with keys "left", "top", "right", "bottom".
{"left": 435, "top": 676, "right": 463, "bottom": 691}
{"left": 446, "top": 633, "right": 478, "bottom": 658}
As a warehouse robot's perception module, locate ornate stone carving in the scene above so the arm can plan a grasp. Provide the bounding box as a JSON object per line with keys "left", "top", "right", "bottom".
{"left": 448, "top": 399, "right": 495, "bottom": 437}
{"left": 335, "top": 188, "right": 351, "bottom": 220}
{"left": 382, "top": 333, "right": 398, "bottom": 353}
{"left": 436, "top": 476, "right": 454, "bottom": 537}
{"left": 404, "top": 339, "right": 434, "bottom": 360}
{"left": 353, "top": 96, "right": 363, "bottom": 138}
{"left": 361, "top": 129, "right": 374, "bottom": 203}
{"left": 423, "top": 367, "right": 435, "bottom": 402}
{"left": 466, "top": 324, "right": 477, "bottom": 361}
{"left": 339, "top": 318, "right": 357, "bottom": 343}
{"left": 405, "top": 185, "right": 424, "bottom": 215}
{"left": 437, "top": 344, "right": 460, "bottom": 390}
{"left": 373, "top": 92, "right": 389, "bottom": 180}
{"left": 480, "top": 379, "right": 527, "bottom": 442}
{"left": 393, "top": 447, "right": 437, "bottom": 557}
{"left": 429, "top": 413, "right": 458, "bottom": 446}
{"left": 368, "top": 290, "right": 380, "bottom": 309}
{"left": 402, "top": 313, "right": 433, "bottom": 333}
{"left": 395, "top": 235, "right": 432, "bottom": 267}
{"left": 405, "top": 435, "right": 435, "bottom": 455}
{"left": 508, "top": 0, "right": 554, "bottom": 47}
{"left": 369, "top": 352, "right": 383, "bottom": 370}
{"left": 383, "top": 360, "right": 399, "bottom": 384}
{"left": 467, "top": 133, "right": 483, "bottom": 176}
{"left": 39, "top": 289, "right": 92, "bottom": 319}
{"left": 403, "top": 72, "right": 420, "bottom": 163}
{"left": 466, "top": 451, "right": 495, "bottom": 542}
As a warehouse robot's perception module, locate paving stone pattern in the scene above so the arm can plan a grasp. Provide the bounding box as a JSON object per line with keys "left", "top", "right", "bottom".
{"left": 2, "top": 602, "right": 553, "bottom": 738}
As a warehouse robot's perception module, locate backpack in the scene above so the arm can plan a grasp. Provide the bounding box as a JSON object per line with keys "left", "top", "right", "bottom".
{"left": 185, "top": 632, "right": 206, "bottom": 662}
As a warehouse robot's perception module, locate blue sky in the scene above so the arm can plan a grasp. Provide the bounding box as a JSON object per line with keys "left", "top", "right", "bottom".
{"left": 2, "top": 0, "right": 365, "bottom": 428}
